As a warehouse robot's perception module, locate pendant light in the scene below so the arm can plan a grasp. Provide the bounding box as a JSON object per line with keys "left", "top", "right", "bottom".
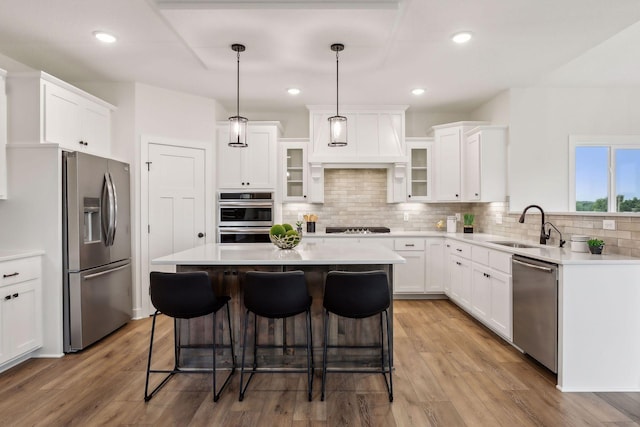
{"left": 328, "top": 43, "right": 347, "bottom": 147}
{"left": 229, "top": 43, "right": 248, "bottom": 147}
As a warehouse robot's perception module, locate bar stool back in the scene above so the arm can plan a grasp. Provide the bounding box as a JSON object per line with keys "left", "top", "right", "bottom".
{"left": 239, "top": 270, "right": 313, "bottom": 401}
{"left": 322, "top": 270, "right": 393, "bottom": 401}
{"left": 145, "top": 271, "right": 235, "bottom": 402}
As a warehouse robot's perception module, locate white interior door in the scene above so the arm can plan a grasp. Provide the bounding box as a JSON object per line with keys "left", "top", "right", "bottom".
{"left": 146, "top": 143, "right": 206, "bottom": 305}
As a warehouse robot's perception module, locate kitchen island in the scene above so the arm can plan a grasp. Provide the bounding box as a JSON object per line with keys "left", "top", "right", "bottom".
{"left": 152, "top": 241, "right": 405, "bottom": 368}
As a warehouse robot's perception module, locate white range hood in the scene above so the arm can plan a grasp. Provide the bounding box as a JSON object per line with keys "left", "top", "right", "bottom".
{"left": 307, "top": 105, "right": 408, "bottom": 166}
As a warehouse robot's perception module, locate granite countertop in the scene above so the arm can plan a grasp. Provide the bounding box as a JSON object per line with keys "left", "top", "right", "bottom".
{"left": 0, "top": 249, "right": 45, "bottom": 262}
{"left": 304, "top": 230, "right": 640, "bottom": 265}
{"left": 152, "top": 242, "right": 406, "bottom": 266}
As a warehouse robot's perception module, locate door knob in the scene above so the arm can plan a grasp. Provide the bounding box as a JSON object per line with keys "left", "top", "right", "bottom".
{"left": 197, "top": 232, "right": 205, "bottom": 238}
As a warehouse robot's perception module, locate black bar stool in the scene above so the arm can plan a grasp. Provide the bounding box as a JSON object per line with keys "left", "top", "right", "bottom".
{"left": 321, "top": 270, "right": 393, "bottom": 402}
{"left": 144, "top": 271, "right": 236, "bottom": 402}
{"left": 239, "top": 270, "right": 313, "bottom": 401}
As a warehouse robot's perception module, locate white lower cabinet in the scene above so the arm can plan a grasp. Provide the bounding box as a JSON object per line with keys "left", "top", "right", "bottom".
{"left": 425, "top": 238, "right": 444, "bottom": 292}
{"left": 393, "top": 238, "right": 426, "bottom": 294}
{"left": 470, "top": 245, "right": 512, "bottom": 340}
{"left": 0, "top": 255, "right": 42, "bottom": 367}
{"left": 449, "top": 254, "right": 472, "bottom": 310}
{"left": 471, "top": 263, "right": 492, "bottom": 321}
{"left": 488, "top": 269, "right": 511, "bottom": 339}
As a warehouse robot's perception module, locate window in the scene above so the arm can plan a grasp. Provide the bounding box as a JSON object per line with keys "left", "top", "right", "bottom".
{"left": 570, "top": 136, "right": 640, "bottom": 213}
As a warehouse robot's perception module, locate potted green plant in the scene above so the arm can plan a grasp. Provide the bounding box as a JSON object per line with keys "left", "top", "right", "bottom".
{"left": 463, "top": 213, "right": 475, "bottom": 233}
{"left": 587, "top": 238, "right": 605, "bottom": 255}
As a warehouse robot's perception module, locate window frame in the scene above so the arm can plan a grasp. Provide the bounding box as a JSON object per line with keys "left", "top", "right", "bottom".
{"left": 569, "top": 135, "right": 640, "bottom": 213}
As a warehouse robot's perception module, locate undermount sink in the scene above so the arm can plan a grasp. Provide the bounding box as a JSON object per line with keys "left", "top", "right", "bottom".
{"left": 489, "top": 241, "right": 538, "bottom": 249}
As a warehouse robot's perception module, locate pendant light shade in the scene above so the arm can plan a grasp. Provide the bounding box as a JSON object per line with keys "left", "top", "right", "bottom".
{"left": 328, "top": 43, "right": 347, "bottom": 147}
{"left": 229, "top": 43, "right": 248, "bottom": 147}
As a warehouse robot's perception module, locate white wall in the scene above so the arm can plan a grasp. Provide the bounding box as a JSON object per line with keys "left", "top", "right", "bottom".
{"left": 508, "top": 87, "right": 640, "bottom": 212}
{"left": 405, "top": 110, "right": 470, "bottom": 136}
{"left": 470, "top": 90, "right": 510, "bottom": 125}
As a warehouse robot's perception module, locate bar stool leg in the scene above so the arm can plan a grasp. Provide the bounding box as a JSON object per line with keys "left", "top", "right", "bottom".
{"left": 239, "top": 309, "right": 251, "bottom": 401}
{"left": 305, "top": 308, "right": 313, "bottom": 401}
{"left": 385, "top": 309, "right": 393, "bottom": 402}
{"left": 321, "top": 309, "right": 329, "bottom": 401}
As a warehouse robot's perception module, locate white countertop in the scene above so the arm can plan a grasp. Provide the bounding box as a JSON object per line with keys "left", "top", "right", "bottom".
{"left": 0, "top": 249, "right": 45, "bottom": 262}
{"left": 304, "top": 231, "right": 640, "bottom": 265}
{"left": 152, "top": 242, "right": 406, "bottom": 266}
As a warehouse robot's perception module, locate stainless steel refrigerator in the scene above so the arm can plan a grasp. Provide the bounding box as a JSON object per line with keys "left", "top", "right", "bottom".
{"left": 62, "top": 151, "right": 132, "bottom": 352}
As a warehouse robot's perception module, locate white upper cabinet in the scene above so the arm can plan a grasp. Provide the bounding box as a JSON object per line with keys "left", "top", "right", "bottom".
{"left": 462, "top": 126, "right": 507, "bottom": 202}
{"left": 308, "top": 106, "right": 407, "bottom": 164}
{"left": 433, "top": 121, "right": 489, "bottom": 202}
{"left": 0, "top": 69, "right": 7, "bottom": 200}
{"left": 279, "top": 139, "right": 308, "bottom": 202}
{"left": 7, "top": 72, "right": 114, "bottom": 158}
{"left": 405, "top": 138, "right": 433, "bottom": 201}
{"left": 217, "top": 122, "right": 279, "bottom": 191}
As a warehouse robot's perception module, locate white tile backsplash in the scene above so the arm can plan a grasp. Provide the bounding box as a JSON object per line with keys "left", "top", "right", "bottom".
{"left": 282, "top": 169, "right": 640, "bottom": 256}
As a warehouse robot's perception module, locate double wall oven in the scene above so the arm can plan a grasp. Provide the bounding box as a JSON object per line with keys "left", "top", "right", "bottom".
{"left": 217, "top": 192, "right": 274, "bottom": 243}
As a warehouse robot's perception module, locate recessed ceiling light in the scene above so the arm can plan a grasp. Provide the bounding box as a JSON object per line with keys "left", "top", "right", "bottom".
{"left": 411, "top": 88, "right": 425, "bottom": 96}
{"left": 452, "top": 31, "right": 472, "bottom": 44}
{"left": 93, "top": 31, "right": 117, "bottom": 44}
{"left": 287, "top": 88, "right": 301, "bottom": 95}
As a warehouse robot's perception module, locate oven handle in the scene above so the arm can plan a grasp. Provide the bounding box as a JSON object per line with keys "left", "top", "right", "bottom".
{"left": 219, "top": 227, "right": 271, "bottom": 234}
{"left": 219, "top": 201, "right": 274, "bottom": 207}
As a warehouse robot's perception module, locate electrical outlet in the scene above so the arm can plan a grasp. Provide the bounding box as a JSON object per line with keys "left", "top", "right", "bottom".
{"left": 495, "top": 214, "right": 503, "bottom": 224}
{"left": 403, "top": 212, "right": 409, "bottom": 221}
{"left": 455, "top": 213, "right": 461, "bottom": 221}
{"left": 603, "top": 219, "right": 616, "bottom": 230}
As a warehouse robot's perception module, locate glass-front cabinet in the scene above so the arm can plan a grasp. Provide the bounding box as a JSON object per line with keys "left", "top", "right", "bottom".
{"left": 406, "top": 138, "right": 433, "bottom": 201}
{"left": 280, "top": 139, "right": 308, "bottom": 202}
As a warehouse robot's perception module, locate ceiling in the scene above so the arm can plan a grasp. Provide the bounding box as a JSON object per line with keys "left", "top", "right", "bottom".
{"left": 0, "top": 0, "right": 640, "bottom": 115}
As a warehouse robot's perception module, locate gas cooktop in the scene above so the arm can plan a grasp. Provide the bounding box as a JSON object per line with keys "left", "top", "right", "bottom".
{"left": 325, "top": 226, "right": 391, "bottom": 234}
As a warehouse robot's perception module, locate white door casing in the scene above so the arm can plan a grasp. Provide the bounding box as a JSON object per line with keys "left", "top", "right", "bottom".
{"left": 140, "top": 136, "right": 212, "bottom": 317}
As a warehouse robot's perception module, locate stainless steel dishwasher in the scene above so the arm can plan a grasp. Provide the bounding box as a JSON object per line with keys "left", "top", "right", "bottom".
{"left": 512, "top": 255, "right": 559, "bottom": 373}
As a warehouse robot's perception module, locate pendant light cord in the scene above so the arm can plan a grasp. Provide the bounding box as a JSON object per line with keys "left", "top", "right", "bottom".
{"left": 335, "top": 49, "right": 339, "bottom": 117}
{"left": 236, "top": 50, "right": 240, "bottom": 118}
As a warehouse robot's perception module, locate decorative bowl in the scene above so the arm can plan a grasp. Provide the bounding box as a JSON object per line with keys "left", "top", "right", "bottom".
{"left": 270, "top": 233, "right": 301, "bottom": 249}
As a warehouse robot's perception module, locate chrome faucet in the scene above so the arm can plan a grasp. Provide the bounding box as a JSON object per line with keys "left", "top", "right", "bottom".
{"left": 518, "top": 204, "right": 547, "bottom": 245}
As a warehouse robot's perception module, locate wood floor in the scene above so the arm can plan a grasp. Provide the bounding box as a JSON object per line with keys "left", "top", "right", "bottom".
{"left": 1, "top": 300, "right": 639, "bottom": 426}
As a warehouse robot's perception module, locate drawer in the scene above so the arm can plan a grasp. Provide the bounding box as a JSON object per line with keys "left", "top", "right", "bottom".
{"left": 489, "top": 251, "right": 512, "bottom": 274}
{"left": 0, "top": 256, "right": 41, "bottom": 287}
{"left": 471, "top": 246, "right": 489, "bottom": 265}
{"left": 394, "top": 238, "right": 425, "bottom": 251}
{"left": 449, "top": 241, "right": 471, "bottom": 259}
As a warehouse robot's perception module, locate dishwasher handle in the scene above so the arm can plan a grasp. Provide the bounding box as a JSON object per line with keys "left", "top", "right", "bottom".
{"left": 513, "top": 258, "right": 554, "bottom": 273}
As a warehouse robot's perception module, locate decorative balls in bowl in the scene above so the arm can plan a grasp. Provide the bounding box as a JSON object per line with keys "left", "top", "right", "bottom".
{"left": 269, "top": 224, "right": 301, "bottom": 249}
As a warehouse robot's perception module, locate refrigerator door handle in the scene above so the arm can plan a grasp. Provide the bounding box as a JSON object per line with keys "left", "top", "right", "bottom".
{"left": 83, "top": 263, "right": 130, "bottom": 280}
{"left": 101, "top": 172, "right": 117, "bottom": 246}
{"left": 108, "top": 171, "right": 118, "bottom": 246}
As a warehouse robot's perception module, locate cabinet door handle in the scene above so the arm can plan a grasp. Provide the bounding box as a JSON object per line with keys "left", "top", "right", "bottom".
{"left": 12, "top": 293, "right": 18, "bottom": 298}
{"left": 405, "top": 244, "right": 415, "bottom": 247}
{"left": 2, "top": 272, "right": 19, "bottom": 278}
{"left": 455, "top": 194, "right": 459, "bottom": 198}
{"left": 456, "top": 248, "right": 462, "bottom": 252}
{"left": 4, "top": 295, "right": 11, "bottom": 301}
{"left": 456, "top": 261, "right": 461, "bottom": 266}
